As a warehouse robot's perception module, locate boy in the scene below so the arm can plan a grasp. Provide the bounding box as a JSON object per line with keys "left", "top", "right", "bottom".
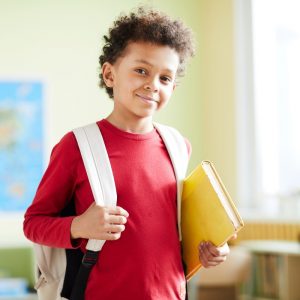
{"left": 24, "top": 7, "right": 231, "bottom": 300}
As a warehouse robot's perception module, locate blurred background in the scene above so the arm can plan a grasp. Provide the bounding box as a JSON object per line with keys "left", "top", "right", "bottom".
{"left": 1, "top": 0, "right": 300, "bottom": 299}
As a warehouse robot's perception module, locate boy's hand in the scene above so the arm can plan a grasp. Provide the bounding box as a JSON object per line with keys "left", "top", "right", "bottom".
{"left": 198, "top": 242, "right": 229, "bottom": 268}
{"left": 198, "top": 234, "right": 237, "bottom": 268}
{"left": 71, "top": 202, "right": 129, "bottom": 241}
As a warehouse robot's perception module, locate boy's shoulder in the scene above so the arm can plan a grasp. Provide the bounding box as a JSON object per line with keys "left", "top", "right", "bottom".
{"left": 154, "top": 122, "right": 192, "bottom": 156}
{"left": 154, "top": 122, "right": 181, "bottom": 134}
{"left": 53, "top": 130, "right": 77, "bottom": 151}
{"left": 49, "top": 130, "right": 82, "bottom": 166}
{"left": 53, "top": 121, "right": 99, "bottom": 153}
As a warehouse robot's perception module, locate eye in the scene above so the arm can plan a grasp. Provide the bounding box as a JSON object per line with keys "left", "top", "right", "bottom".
{"left": 135, "top": 68, "right": 147, "bottom": 75}
{"left": 160, "top": 76, "right": 172, "bottom": 84}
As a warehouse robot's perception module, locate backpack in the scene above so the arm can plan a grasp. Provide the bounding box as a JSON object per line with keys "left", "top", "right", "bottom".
{"left": 33, "top": 122, "right": 189, "bottom": 300}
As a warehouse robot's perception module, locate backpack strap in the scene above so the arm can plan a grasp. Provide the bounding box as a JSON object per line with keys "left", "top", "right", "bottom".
{"left": 153, "top": 122, "right": 189, "bottom": 241}
{"left": 71, "top": 123, "right": 117, "bottom": 300}
{"left": 73, "top": 123, "right": 117, "bottom": 251}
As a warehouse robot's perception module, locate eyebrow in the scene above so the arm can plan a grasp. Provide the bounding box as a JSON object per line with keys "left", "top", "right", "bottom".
{"left": 134, "top": 59, "right": 176, "bottom": 75}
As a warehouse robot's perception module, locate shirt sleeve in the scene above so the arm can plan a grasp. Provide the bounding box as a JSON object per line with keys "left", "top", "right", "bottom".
{"left": 23, "top": 132, "right": 83, "bottom": 249}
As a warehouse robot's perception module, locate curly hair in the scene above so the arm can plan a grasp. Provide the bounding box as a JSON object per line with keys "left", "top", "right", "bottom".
{"left": 99, "top": 6, "right": 195, "bottom": 98}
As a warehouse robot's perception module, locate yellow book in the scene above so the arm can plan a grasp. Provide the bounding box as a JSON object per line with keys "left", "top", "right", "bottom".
{"left": 181, "top": 161, "right": 244, "bottom": 280}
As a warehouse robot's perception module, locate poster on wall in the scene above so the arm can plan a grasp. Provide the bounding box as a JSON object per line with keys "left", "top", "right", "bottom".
{"left": 0, "top": 81, "right": 43, "bottom": 212}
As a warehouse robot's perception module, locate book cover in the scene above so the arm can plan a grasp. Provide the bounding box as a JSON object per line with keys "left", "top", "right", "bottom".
{"left": 181, "top": 161, "right": 244, "bottom": 280}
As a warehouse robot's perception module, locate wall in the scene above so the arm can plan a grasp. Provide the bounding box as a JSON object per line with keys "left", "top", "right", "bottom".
{"left": 197, "top": 0, "right": 237, "bottom": 199}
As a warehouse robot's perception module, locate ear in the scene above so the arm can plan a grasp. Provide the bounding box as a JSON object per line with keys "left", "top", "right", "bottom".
{"left": 102, "top": 62, "right": 114, "bottom": 88}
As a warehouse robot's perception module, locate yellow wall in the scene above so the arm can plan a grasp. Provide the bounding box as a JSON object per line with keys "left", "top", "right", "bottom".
{"left": 197, "top": 0, "right": 236, "bottom": 200}
{"left": 0, "top": 0, "right": 237, "bottom": 242}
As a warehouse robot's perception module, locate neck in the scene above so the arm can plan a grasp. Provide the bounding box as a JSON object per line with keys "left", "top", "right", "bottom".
{"left": 106, "top": 113, "right": 154, "bottom": 134}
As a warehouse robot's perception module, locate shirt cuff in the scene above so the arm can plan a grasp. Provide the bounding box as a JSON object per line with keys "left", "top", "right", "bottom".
{"left": 65, "top": 216, "right": 84, "bottom": 249}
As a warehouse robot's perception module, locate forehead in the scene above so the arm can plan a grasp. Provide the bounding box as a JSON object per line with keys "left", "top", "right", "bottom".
{"left": 119, "top": 41, "right": 179, "bottom": 73}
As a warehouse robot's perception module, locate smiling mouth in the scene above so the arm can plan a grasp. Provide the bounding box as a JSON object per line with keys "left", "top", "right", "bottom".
{"left": 136, "top": 94, "right": 159, "bottom": 103}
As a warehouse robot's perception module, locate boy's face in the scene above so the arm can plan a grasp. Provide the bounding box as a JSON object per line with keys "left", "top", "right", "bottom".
{"left": 102, "top": 41, "right": 179, "bottom": 122}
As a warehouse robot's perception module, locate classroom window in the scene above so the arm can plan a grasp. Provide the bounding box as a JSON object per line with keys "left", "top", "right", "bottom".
{"left": 236, "top": 0, "right": 300, "bottom": 218}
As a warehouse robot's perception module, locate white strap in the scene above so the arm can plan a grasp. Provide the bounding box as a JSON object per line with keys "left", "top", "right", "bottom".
{"left": 73, "top": 123, "right": 117, "bottom": 251}
{"left": 153, "top": 123, "right": 189, "bottom": 240}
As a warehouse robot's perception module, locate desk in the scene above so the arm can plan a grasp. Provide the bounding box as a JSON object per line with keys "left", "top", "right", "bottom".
{"left": 240, "top": 240, "right": 300, "bottom": 300}
{"left": 187, "top": 246, "right": 252, "bottom": 300}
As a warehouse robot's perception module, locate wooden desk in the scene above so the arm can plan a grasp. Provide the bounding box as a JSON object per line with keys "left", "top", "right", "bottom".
{"left": 240, "top": 240, "right": 300, "bottom": 300}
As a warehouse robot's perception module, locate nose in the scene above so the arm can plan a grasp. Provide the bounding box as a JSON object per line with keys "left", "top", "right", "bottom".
{"left": 144, "top": 77, "right": 159, "bottom": 92}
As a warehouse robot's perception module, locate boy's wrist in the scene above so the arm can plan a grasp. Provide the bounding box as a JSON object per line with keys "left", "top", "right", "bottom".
{"left": 70, "top": 216, "right": 81, "bottom": 239}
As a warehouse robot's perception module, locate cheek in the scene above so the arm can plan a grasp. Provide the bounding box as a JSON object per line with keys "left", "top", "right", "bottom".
{"left": 157, "top": 88, "right": 173, "bottom": 110}
{"left": 131, "top": 76, "right": 146, "bottom": 90}
{"left": 114, "top": 79, "right": 132, "bottom": 97}
{"left": 161, "top": 86, "right": 174, "bottom": 101}
{"left": 118, "top": 77, "right": 143, "bottom": 95}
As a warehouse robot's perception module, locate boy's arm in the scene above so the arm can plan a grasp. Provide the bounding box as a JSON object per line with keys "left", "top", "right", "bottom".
{"left": 23, "top": 132, "right": 83, "bottom": 249}
{"left": 23, "top": 131, "right": 129, "bottom": 248}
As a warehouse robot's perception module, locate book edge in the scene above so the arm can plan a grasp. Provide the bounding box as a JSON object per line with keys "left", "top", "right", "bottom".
{"left": 202, "top": 161, "right": 244, "bottom": 229}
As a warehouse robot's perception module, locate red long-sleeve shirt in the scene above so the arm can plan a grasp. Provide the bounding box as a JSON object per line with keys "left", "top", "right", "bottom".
{"left": 24, "top": 119, "right": 191, "bottom": 300}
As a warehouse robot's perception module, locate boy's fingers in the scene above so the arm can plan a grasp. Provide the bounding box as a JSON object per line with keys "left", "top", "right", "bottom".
{"left": 108, "top": 206, "right": 129, "bottom": 217}
{"left": 102, "top": 232, "right": 122, "bottom": 241}
{"left": 108, "top": 215, "right": 127, "bottom": 225}
{"left": 206, "top": 242, "right": 229, "bottom": 257}
{"left": 215, "top": 243, "right": 229, "bottom": 257}
{"left": 198, "top": 243, "right": 210, "bottom": 267}
{"left": 106, "top": 224, "right": 125, "bottom": 233}
{"left": 198, "top": 243, "right": 227, "bottom": 267}
{"left": 231, "top": 233, "right": 238, "bottom": 240}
